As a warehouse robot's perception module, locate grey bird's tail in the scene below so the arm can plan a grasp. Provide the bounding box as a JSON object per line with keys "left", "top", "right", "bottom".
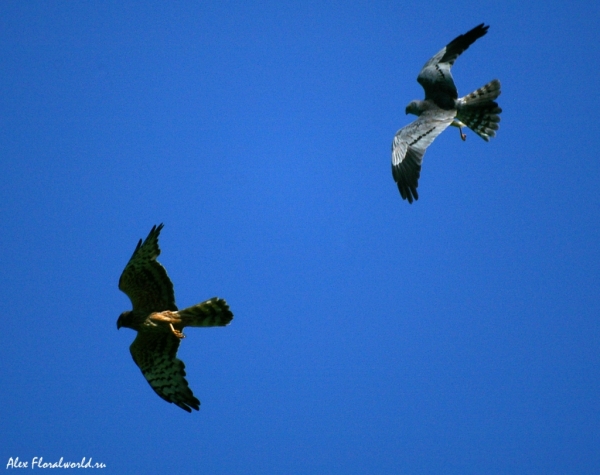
{"left": 456, "top": 79, "right": 502, "bottom": 141}
{"left": 177, "top": 298, "right": 234, "bottom": 327}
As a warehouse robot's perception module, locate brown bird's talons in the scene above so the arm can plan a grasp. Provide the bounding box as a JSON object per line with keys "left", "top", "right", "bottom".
{"left": 170, "top": 323, "right": 185, "bottom": 339}
{"left": 459, "top": 126, "right": 467, "bottom": 141}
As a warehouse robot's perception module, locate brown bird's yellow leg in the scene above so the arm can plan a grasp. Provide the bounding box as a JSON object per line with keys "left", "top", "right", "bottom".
{"left": 149, "top": 312, "right": 185, "bottom": 338}
{"left": 170, "top": 323, "right": 185, "bottom": 339}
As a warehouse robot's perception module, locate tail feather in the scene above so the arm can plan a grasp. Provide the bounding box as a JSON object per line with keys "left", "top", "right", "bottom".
{"left": 177, "top": 298, "right": 233, "bottom": 327}
{"left": 456, "top": 79, "right": 502, "bottom": 141}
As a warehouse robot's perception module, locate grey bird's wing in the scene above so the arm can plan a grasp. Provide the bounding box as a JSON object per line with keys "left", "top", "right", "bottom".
{"left": 392, "top": 109, "right": 456, "bottom": 203}
{"left": 417, "top": 24, "right": 489, "bottom": 109}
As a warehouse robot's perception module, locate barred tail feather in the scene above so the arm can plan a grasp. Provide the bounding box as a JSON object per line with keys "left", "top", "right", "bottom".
{"left": 456, "top": 79, "right": 502, "bottom": 141}
{"left": 177, "top": 298, "right": 233, "bottom": 327}
{"left": 460, "top": 79, "right": 501, "bottom": 105}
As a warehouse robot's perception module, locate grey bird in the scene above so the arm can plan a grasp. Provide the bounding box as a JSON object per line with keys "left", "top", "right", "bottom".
{"left": 392, "top": 23, "right": 502, "bottom": 203}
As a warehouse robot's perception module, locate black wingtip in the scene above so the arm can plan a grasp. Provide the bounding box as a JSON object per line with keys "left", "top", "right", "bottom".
{"left": 133, "top": 238, "right": 143, "bottom": 253}
{"left": 392, "top": 153, "right": 421, "bottom": 205}
{"left": 445, "top": 23, "right": 489, "bottom": 53}
{"left": 398, "top": 185, "right": 418, "bottom": 204}
{"left": 178, "top": 403, "right": 194, "bottom": 413}
{"left": 466, "top": 23, "right": 489, "bottom": 40}
{"left": 149, "top": 223, "right": 165, "bottom": 237}
{"left": 146, "top": 223, "right": 165, "bottom": 244}
{"left": 177, "top": 397, "right": 200, "bottom": 412}
{"left": 128, "top": 223, "right": 165, "bottom": 260}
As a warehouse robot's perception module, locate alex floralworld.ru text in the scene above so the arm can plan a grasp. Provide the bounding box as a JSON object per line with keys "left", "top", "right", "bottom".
{"left": 6, "top": 457, "right": 106, "bottom": 469}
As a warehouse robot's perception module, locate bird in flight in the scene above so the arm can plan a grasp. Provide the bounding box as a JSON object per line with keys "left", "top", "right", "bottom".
{"left": 117, "top": 224, "right": 233, "bottom": 412}
{"left": 392, "top": 23, "right": 502, "bottom": 203}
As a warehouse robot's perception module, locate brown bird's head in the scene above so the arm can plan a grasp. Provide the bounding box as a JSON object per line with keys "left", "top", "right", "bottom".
{"left": 117, "top": 311, "right": 133, "bottom": 330}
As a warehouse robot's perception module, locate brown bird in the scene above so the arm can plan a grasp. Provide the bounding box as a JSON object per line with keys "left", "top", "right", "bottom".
{"left": 117, "top": 224, "right": 233, "bottom": 412}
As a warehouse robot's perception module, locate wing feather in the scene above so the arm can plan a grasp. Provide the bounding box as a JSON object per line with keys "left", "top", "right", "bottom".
{"left": 118, "top": 224, "right": 177, "bottom": 315}
{"left": 130, "top": 331, "right": 200, "bottom": 412}
{"left": 392, "top": 110, "right": 455, "bottom": 203}
{"left": 417, "top": 24, "right": 489, "bottom": 108}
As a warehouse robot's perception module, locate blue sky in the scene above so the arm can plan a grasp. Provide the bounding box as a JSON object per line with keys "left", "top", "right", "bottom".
{"left": 1, "top": 1, "right": 599, "bottom": 473}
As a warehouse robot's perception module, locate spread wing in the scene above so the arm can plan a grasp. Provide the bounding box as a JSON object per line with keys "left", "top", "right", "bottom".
{"left": 392, "top": 109, "right": 456, "bottom": 203}
{"left": 417, "top": 24, "right": 489, "bottom": 109}
{"left": 118, "top": 224, "right": 177, "bottom": 314}
{"left": 130, "top": 331, "right": 200, "bottom": 412}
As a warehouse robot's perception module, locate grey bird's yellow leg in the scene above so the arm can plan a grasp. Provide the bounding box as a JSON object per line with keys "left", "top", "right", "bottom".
{"left": 451, "top": 118, "right": 467, "bottom": 141}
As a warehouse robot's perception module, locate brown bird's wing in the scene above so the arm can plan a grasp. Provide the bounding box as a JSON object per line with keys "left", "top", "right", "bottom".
{"left": 118, "top": 224, "right": 177, "bottom": 314}
{"left": 129, "top": 330, "right": 200, "bottom": 412}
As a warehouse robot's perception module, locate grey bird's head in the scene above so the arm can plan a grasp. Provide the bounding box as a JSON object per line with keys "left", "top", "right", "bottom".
{"left": 405, "top": 100, "right": 423, "bottom": 117}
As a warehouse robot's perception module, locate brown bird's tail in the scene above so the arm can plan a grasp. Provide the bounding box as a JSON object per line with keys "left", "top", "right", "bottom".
{"left": 456, "top": 79, "right": 502, "bottom": 141}
{"left": 177, "top": 298, "right": 233, "bottom": 327}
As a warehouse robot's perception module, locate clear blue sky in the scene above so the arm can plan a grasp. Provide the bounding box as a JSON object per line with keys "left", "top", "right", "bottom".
{"left": 1, "top": 1, "right": 599, "bottom": 473}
